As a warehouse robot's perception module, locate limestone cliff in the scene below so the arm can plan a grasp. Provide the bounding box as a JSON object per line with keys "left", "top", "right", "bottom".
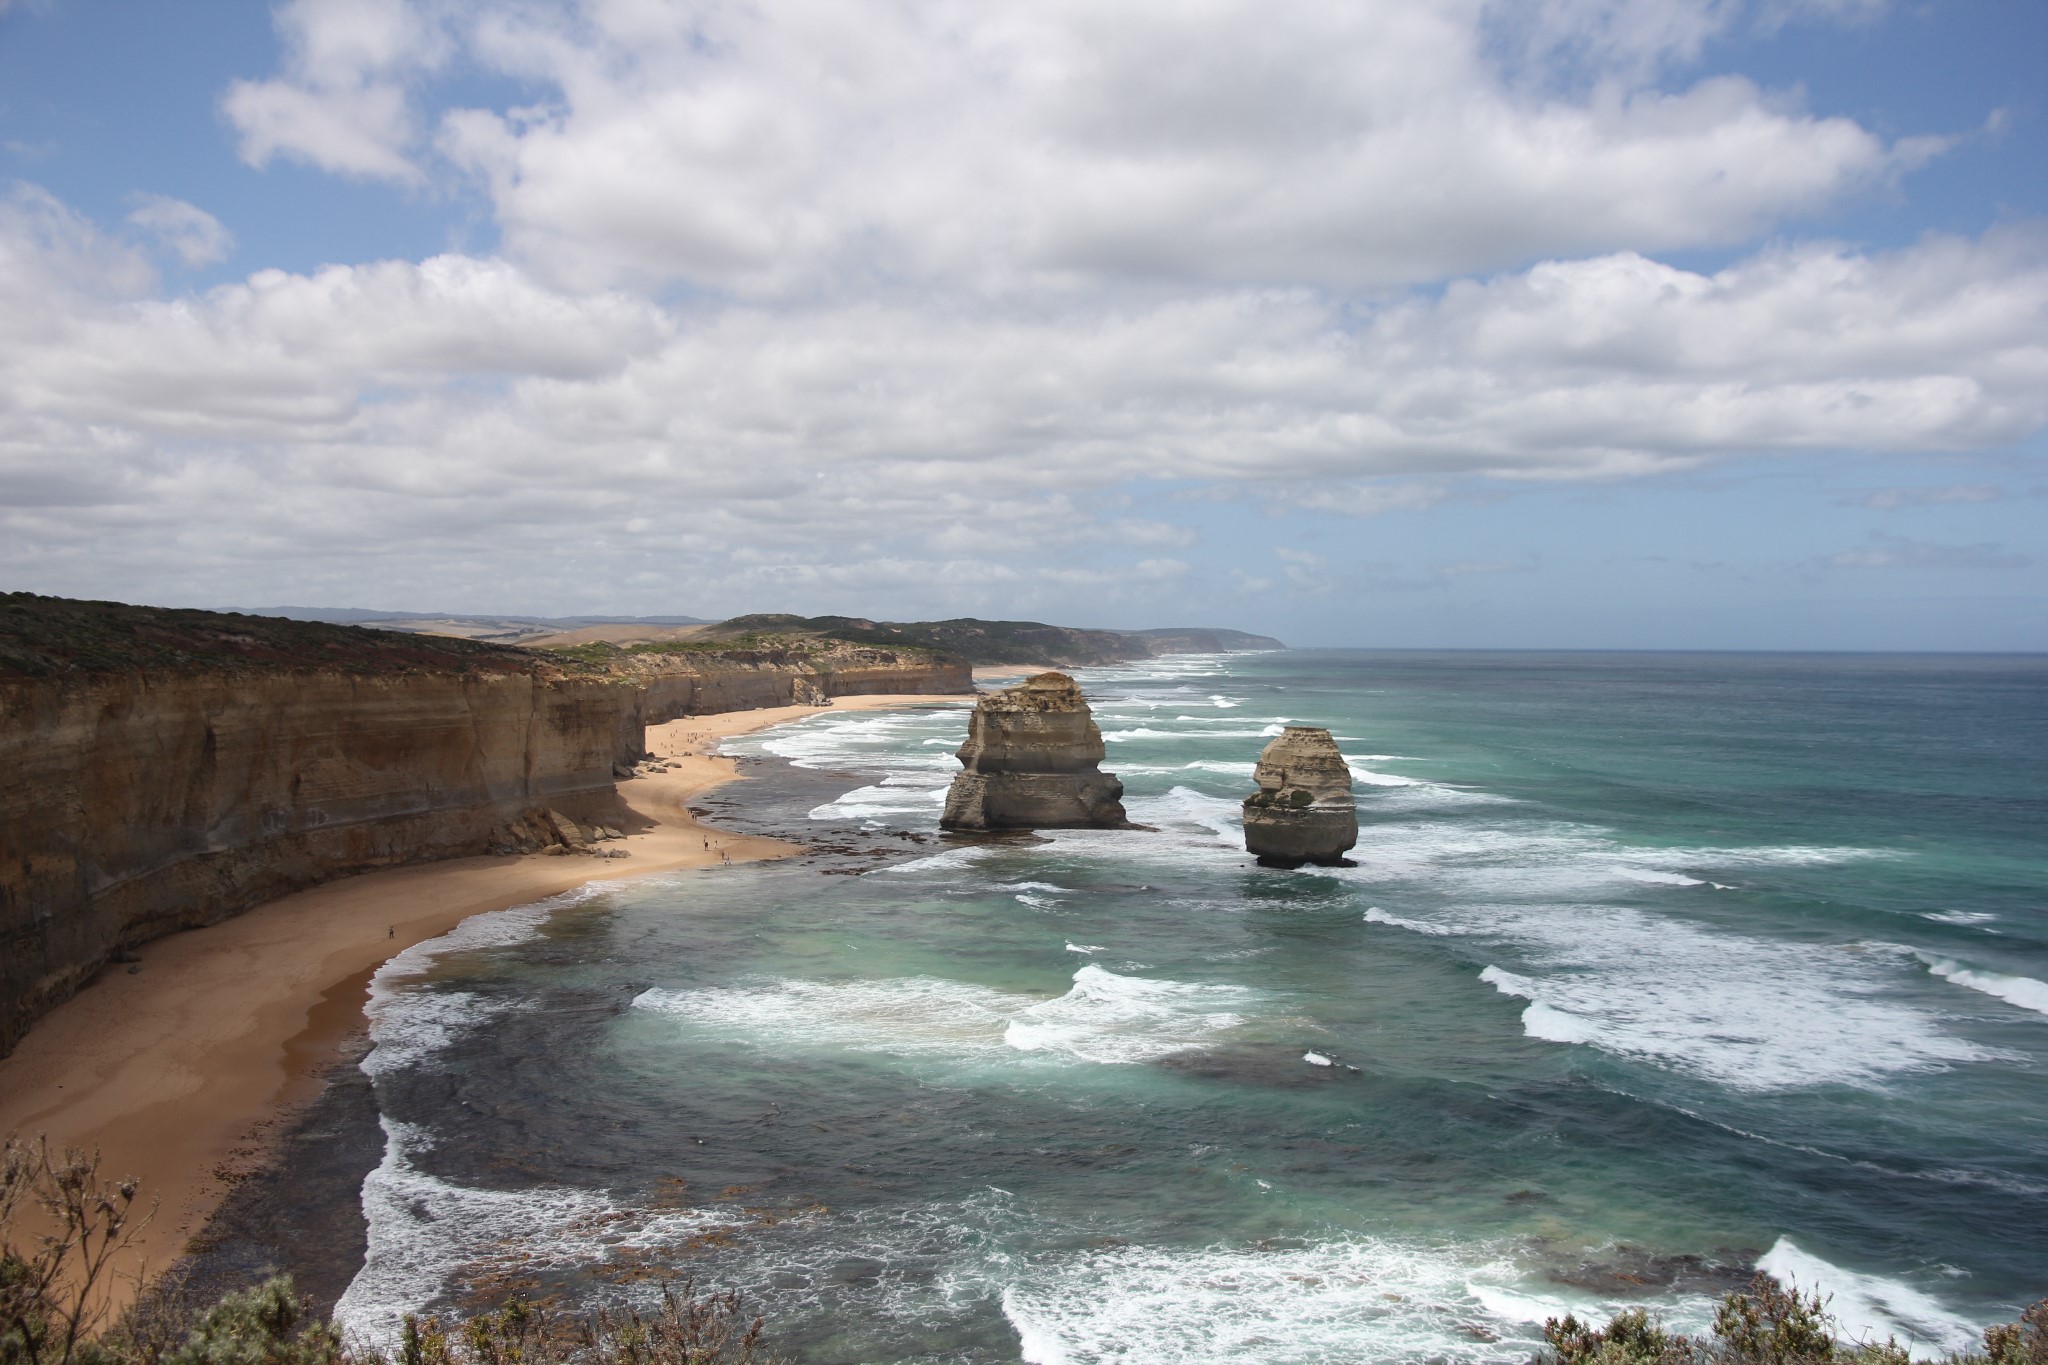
{"left": 0, "top": 598, "right": 641, "bottom": 1056}
{"left": 680, "top": 615, "right": 1284, "bottom": 667}
{"left": 0, "top": 595, "right": 970, "bottom": 1056}
{"left": 1242, "top": 727, "right": 1357, "bottom": 868}
{"left": 598, "top": 641, "right": 973, "bottom": 727}
{"left": 940, "top": 672, "right": 1130, "bottom": 830}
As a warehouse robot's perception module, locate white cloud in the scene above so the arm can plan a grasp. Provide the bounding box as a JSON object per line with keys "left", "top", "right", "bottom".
{"left": 1827, "top": 532, "right": 2030, "bottom": 570}
{"left": 191, "top": 0, "right": 1915, "bottom": 292}
{"left": 126, "top": 194, "right": 235, "bottom": 267}
{"left": 1489, "top": 0, "right": 1892, "bottom": 83}
{"left": 223, "top": 0, "right": 451, "bottom": 182}
{"left": 1266, "top": 482, "right": 1455, "bottom": 518}
{"left": 1436, "top": 559, "right": 1536, "bottom": 576}
{"left": 464, "top": 3, "right": 1918, "bottom": 293}
{"left": 1273, "top": 546, "right": 1331, "bottom": 590}
{"left": 0, "top": 185, "right": 156, "bottom": 338}
{"left": 2, "top": 176, "right": 2044, "bottom": 610}
{"left": 1105, "top": 519, "right": 1199, "bottom": 548}
{"left": 1845, "top": 484, "right": 2006, "bottom": 509}
{"left": 3, "top": 0, "right": 2041, "bottom": 616}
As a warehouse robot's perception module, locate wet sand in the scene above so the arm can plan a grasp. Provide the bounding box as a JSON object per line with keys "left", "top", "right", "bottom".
{"left": 0, "top": 693, "right": 972, "bottom": 1310}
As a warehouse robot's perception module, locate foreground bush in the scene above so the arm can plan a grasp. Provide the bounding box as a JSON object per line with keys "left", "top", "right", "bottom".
{"left": 1, "top": 1137, "right": 779, "bottom": 1365}
{"left": 1543, "top": 1274, "right": 2048, "bottom": 1365}
{"left": 8, "top": 1133, "right": 2043, "bottom": 1365}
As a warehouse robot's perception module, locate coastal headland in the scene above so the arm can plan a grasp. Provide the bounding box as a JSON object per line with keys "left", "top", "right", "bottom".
{"left": 0, "top": 593, "right": 1276, "bottom": 1314}
{"left": 0, "top": 694, "right": 971, "bottom": 1310}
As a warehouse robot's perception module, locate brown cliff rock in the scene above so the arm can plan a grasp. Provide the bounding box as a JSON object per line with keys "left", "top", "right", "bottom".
{"left": 0, "top": 667, "right": 636, "bottom": 1054}
{"left": 1242, "top": 726, "right": 1357, "bottom": 868}
{"left": 604, "top": 643, "right": 973, "bottom": 726}
{"left": 0, "top": 594, "right": 975, "bottom": 1056}
{"left": 940, "top": 672, "right": 1130, "bottom": 830}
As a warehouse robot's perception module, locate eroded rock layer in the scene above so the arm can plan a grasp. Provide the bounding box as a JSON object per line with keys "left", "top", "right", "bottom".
{"left": 0, "top": 594, "right": 971, "bottom": 1055}
{"left": 1242, "top": 726, "right": 1357, "bottom": 868}
{"left": 616, "top": 643, "right": 972, "bottom": 725}
{"left": 0, "top": 666, "right": 636, "bottom": 1055}
{"left": 940, "top": 672, "right": 1129, "bottom": 830}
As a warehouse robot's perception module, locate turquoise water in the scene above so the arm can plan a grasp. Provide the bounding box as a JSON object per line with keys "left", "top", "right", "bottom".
{"left": 334, "top": 651, "right": 2048, "bottom": 1363}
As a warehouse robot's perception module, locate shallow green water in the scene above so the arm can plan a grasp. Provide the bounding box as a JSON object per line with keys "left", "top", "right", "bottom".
{"left": 335, "top": 651, "right": 2048, "bottom": 1363}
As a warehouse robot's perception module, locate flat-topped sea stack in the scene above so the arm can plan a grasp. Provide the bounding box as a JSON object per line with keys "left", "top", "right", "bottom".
{"left": 1242, "top": 726, "right": 1358, "bottom": 868}
{"left": 941, "top": 672, "right": 1131, "bottom": 831}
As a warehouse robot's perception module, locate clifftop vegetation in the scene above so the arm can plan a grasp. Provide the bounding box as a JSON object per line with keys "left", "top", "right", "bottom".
{"left": 1541, "top": 1281, "right": 2048, "bottom": 1365}
{"left": 0, "top": 595, "right": 568, "bottom": 683}
{"left": 539, "top": 633, "right": 952, "bottom": 671}
{"left": 0, "top": 1137, "right": 782, "bottom": 1365}
{"left": 0, "top": 596, "right": 1279, "bottom": 682}
{"left": 690, "top": 614, "right": 1282, "bottom": 666}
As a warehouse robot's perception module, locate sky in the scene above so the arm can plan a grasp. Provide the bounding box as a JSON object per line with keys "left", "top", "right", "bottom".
{"left": 1, "top": 0, "right": 2044, "bottom": 649}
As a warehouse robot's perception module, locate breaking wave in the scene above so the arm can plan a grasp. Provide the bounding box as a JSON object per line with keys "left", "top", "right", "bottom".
{"left": 634, "top": 964, "right": 1255, "bottom": 1067}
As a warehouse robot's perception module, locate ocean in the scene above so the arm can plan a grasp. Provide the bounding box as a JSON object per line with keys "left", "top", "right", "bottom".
{"left": 330, "top": 650, "right": 2048, "bottom": 1364}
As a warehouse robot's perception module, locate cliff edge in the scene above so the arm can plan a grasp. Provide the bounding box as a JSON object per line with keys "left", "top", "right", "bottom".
{"left": 0, "top": 594, "right": 644, "bottom": 1056}
{"left": 0, "top": 595, "right": 972, "bottom": 1056}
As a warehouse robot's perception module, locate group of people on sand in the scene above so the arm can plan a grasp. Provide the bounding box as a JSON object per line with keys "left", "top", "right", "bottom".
{"left": 648, "top": 728, "right": 730, "bottom": 862}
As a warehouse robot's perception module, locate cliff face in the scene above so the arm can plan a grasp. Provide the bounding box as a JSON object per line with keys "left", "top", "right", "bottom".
{"left": 0, "top": 668, "right": 634, "bottom": 1054}
{"left": 593, "top": 643, "right": 973, "bottom": 727}
{"left": 940, "top": 672, "right": 1130, "bottom": 831}
{"left": 1242, "top": 727, "right": 1357, "bottom": 868}
{"left": 0, "top": 595, "right": 972, "bottom": 1056}
{"left": 688, "top": 615, "right": 1284, "bottom": 667}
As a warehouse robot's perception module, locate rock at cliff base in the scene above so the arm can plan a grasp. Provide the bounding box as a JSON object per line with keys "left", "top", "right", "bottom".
{"left": 485, "top": 807, "right": 605, "bottom": 856}
{"left": 940, "top": 672, "right": 1131, "bottom": 831}
{"left": 1242, "top": 726, "right": 1357, "bottom": 868}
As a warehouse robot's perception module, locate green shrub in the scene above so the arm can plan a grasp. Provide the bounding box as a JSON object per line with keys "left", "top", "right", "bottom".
{"left": 1711, "top": 1276, "right": 1843, "bottom": 1362}
{"left": 2, "top": 1136, "right": 147, "bottom": 1365}
{"left": 161, "top": 1281, "right": 339, "bottom": 1365}
{"left": 1542, "top": 1275, "right": 2045, "bottom": 1365}
{"left": 1981, "top": 1301, "right": 2048, "bottom": 1365}
{"left": 2, "top": 1137, "right": 780, "bottom": 1365}
{"left": 1544, "top": 1306, "right": 1698, "bottom": 1364}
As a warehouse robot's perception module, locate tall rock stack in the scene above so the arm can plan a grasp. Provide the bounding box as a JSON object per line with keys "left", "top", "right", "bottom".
{"left": 1242, "top": 727, "right": 1358, "bottom": 867}
{"left": 940, "top": 672, "right": 1131, "bottom": 830}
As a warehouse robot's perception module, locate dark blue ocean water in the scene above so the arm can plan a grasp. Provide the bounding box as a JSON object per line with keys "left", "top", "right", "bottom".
{"left": 334, "top": 651, "right": 2048, "bottom": 1363}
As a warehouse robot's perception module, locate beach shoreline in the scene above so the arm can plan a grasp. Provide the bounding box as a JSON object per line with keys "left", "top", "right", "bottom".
{"left": 0, "top": 692, "right": 974, "bottom": 1313}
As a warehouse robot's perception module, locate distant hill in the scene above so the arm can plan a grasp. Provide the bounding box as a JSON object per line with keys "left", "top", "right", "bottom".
{"left": 690, "top": 615, "right": 1283, "bottom": 666}
{"left": 236, "top": 608, "right": 715, "bottom": 645}
{"left": 0, "top": 594, "right": 554, "bottom": 680}
{"left": 228, "top": 605, "right": 1283, "bottom": 665}
{"left": 1124, "top": 627, "right": 1289, "bottom": 654}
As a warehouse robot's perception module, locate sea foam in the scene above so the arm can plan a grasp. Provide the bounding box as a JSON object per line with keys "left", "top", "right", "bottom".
{"left": 1394, "top": 901, "right": 2005, "bottom": 1090}
{"left": 1756, "top": 1239, "right": 1982, "bottom": 1359}
{"left": 633, "top": 965, "right": 1254, "bottom": 1067}
{"left": 998, "top": 1236, "right": 1568, "bottom": 1365}
{"left": 1340, "top": 819, "right": 1892, "bottom": 900}
{"left": 335, "top": 1117, "right": 743, "bottom": 1351}
{"left": 339, "top": 884, "right": 728, "bottom": 1349}
{"left": 1918, "top": 954, "right": 2048, "bottom": 1018}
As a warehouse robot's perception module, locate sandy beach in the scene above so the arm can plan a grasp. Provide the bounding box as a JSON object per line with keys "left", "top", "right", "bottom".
{"left": 0, "top": 691, "right": 972, "bottom": 1309}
